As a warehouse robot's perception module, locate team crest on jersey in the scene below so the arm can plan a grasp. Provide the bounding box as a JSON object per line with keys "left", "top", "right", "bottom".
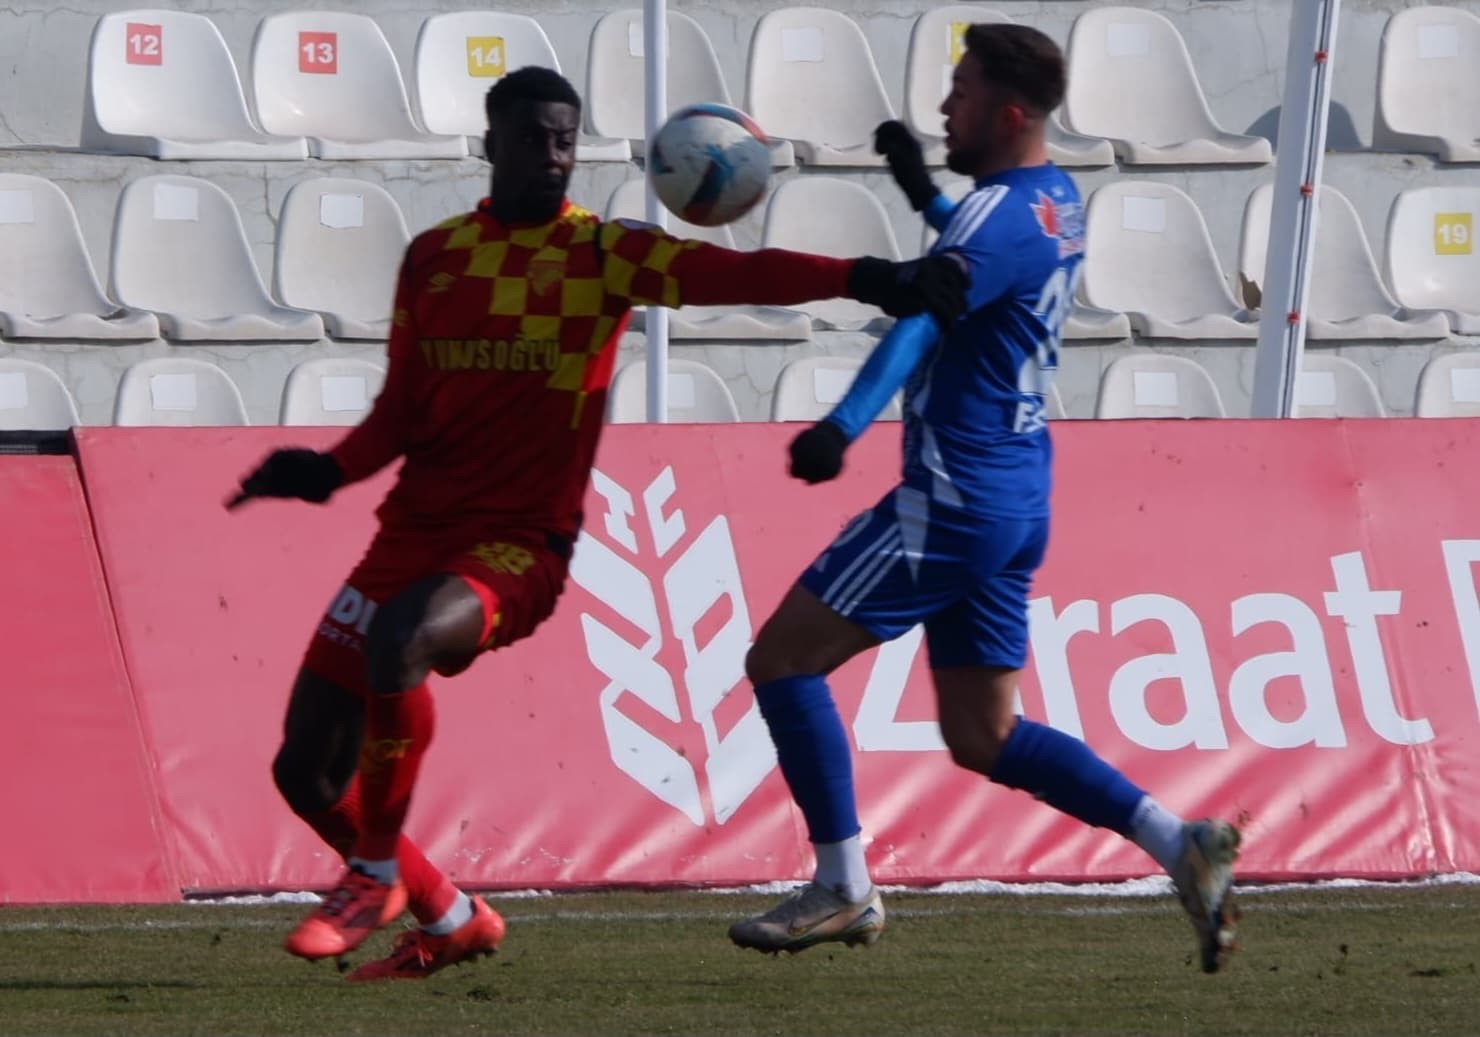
{"left": 528, "top": 258, "right": 564, "bottom": 296}
{"left": 1030, "top": 190, "right": 1085, "bottom": 259}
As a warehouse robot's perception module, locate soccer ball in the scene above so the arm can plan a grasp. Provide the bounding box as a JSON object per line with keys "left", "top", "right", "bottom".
{"left": 648, "top": 104, "right": 772, "bottom": 227}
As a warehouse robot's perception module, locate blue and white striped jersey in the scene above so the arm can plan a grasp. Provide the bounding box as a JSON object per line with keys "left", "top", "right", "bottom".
{"left": 905, "top": 163, "right": 1085, "bottom": 519}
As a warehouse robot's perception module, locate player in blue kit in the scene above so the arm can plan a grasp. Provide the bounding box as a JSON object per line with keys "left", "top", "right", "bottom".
{"left": 728, "top": 23, "right": 1242, "bottom": 973}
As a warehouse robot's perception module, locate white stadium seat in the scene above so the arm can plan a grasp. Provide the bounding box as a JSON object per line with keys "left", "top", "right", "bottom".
{"left": 607, "top": 178, "right": 733, "bottom": 248}
{"left": 0, "top": 174, "right": 158, "bottom": 341}
{"left": 110, "top": 175, "right": 323, "bottom": 342}
{"left": 274, "top": 178, "right": 409, "bottom": 341}
{"left": 1043, "top": 381, "right": 1067, "bottom": 420}
{"left": 1293, "top": 354, "right": 1385, "bottom": 418}
{"left": 1414, "top": 351, "right": 1480, "bottom": 418}
{"left": 414, "top": 12, "right": 558, "bottom": 141}
{"left": 1095, "top": 353, "right": 1225, "bottom": 419}
{"left": 586, "top": 10, "right": 759, "bottom": 164}
{"left": 1240, "top": 184, "right": 1448, "bottom": 341}
{"left": 250, "top": 12, "right": 465, "bottom": 160}
{"left": 1064, "top": 303, "right": 1133, "bottom": 342}
{"left": 606, "top": 359, "right": 740, "bottom": 423}
{"left": 113, "top": 357, "right": 248, "bottom": 426}
{"left": 413, "top": 12, "right": 629, "bottom": 163}
{"left": 279, "top": 357, "right": 386, "bottom": 426}
{"left": 746, "top": 8, "right": 893, "bottom": 166}
{"left": 1042, "top": 118, "right": 1118, "bottom": 170}
{"left": 905, "top": 8, "right": 1113, "bottom": 169}
{"left": 1063, "top": 7, "right": 1271, "bottom": 166}
{"left": 606, "top": 180, "right": 809, "bottom": 341}
{"left": 82, "top": 10, "right": 307, "bottom": 160}
{"left": 1374, "top": 6, "right": 1480, "bottom": 162}
{"left": 762, "top": 177, "right": 900, "bottom": 330}
{"left": 0, "top": 359, "right": 81, "bottom": 430}
{"left": 1385, "top": 186, "right": 1480, "bottom": 334}
{"left": 1082, "top": 182, "right": 1257, "bottom": 340}
{"left": 771, "top": 355, "right": 902, "bottom": 422}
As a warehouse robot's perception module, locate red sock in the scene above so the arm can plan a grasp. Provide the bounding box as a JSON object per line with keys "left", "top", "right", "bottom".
{"left": 300, "top": 775, "right": 460, "bottom": 926}
{"left": 353, "top": 682, "right": 435, "bottom": 865}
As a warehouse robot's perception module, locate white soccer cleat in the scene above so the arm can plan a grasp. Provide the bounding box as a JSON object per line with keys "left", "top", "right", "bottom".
{"left": 729, "top": 882, "right": 885, "bottom": 954}
{"left": 1170, "top": 818, "right": 1242, "bottom": 973}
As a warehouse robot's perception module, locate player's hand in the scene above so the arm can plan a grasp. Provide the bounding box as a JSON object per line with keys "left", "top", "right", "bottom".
{"left": 874, "top": 120, "right": 939, "bottom": 213}
{"left": 226, "top": 448, "right": 344, "bottom": 510}
{"left": 847, "top": 254, "right": 970, "bottom": 327}
{"left": 789, "top": 420, "right": 849, "bottom": 485}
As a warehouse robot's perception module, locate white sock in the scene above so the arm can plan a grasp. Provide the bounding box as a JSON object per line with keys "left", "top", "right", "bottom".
{"left": 423, "top": 892, "right": 474, "bottom": 936}
{"left": 348, "top": 856, "right": 399, "bottom": 885}
{"left": 813, "top": 835, "right": 873, "bottom": 903}
{"left": 1129, "top": 796, "right": 1187, "bottom": 874}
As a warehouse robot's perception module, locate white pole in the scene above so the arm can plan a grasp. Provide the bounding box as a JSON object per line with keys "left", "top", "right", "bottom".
{"left": 642, "top": 0, "right": 670, "bottom": 423}
{"left": 1250, "top": 0, "right": 1341, "bottom": 418}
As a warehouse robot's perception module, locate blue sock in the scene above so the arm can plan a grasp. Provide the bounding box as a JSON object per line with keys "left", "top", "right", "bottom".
{"left": 989, "top": 719, "right": 1145, "bottom": 834}
{"left": 753, "top": 675, "right": 860, "bottom": 844}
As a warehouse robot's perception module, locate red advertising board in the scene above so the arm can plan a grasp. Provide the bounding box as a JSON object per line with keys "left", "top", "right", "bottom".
{"left": 70, "top": 420, "right": 1480, "bottom": 894}
{"left": 0, "top": 457, "right": 174, "bottom": 902}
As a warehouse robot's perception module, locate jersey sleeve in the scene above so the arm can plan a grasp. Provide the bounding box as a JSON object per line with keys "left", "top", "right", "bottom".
{"left": 826, "top": 313, "right": 938, "bottom": 441}
{"left": 931, "top": 185, "right": 1020, "bottom": 312}
{"left": 598, "top": 219, "right": 853, "bottom": 309}
{"left": 327, "top": 251, "right": 418, "bottom": 484}
{"left": 923, "top": 193, "right": 957, "bottom": 233}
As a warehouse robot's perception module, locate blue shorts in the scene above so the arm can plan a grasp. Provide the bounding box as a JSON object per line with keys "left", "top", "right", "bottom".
{"left": 798, "top": 486, "right": 1048, "bottom": 670}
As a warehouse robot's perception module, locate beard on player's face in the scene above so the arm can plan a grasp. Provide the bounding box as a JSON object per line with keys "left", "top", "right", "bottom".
{"left": 946, "top": 140, "right": 988, "bottom": 176}
{"left": 942, "top": 65, "right": 1008, "bottom": 177}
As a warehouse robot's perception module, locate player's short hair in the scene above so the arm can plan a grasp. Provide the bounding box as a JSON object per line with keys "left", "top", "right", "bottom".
{"left": 962, "top": 23, "right": 1066, "bottom": 115}
{"left": 485, "top": 66, "right": 582, "bottom": 123}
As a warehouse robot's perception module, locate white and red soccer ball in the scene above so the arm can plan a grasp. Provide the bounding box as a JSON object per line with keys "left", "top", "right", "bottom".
{"left": 648, "top": 104, "right": 771, "bottom": 227}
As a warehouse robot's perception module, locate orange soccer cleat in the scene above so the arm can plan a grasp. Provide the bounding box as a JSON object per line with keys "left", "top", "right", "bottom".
{"left": 347, "top": 896, "right": 507, "bottom": 981}
{"left": 284, "top": 866, "right": 408, "bottom": 960}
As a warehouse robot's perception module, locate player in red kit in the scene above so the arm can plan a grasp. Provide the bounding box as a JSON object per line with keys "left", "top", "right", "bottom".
{"left": 228, "top": 66, "right": 967, "bottom": 981}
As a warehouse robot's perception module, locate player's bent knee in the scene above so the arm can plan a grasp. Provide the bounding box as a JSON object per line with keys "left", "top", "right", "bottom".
{"left": 943, "top": 737, "right": 993, "bottom": 775}
{"left": 366, "top": 575, "right": 488, "bottom": 693}
{"left": 940, "top": 719, "right": 1015, "bottom": 776}
{"left": 430, "top": 650, "right": 478, "bottom": 679}
{"left": 272, "top": 746, "right": 336, "bottom": 816}
{"left": 365, "top": 609, "right": 435, "bottom": 694}
{"left": 745, "top": 638, "right": 803, "bottom": 687}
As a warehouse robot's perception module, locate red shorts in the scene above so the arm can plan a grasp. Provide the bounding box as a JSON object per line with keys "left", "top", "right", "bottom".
{"left": 301, "top": 525, "right": 572, "bottom": 694}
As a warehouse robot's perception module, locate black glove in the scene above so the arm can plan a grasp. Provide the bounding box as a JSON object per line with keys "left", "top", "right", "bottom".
{"left": 789, "top": 420, "right": 849, "bottom": 485}
{"left": 227, "top": 448, "right": 344, "bottom": 509}
{"left": 847, "top": 253, "right": 970, "bottom": 327}
{"left": 874, "top": 120, "right": 939, "bottom": 213}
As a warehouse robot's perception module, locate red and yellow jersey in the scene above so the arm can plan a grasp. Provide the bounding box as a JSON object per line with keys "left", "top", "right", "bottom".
{"left": 329, "top": 199, "right": 854, "bottom": 539}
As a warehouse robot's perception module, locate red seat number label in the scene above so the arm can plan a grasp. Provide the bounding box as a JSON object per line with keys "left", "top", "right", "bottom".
{"left": 126, "top": 23, "right": 163, "bottom": 66}
{"left": 299, "top": 32, "right": 338, "bottom": 74}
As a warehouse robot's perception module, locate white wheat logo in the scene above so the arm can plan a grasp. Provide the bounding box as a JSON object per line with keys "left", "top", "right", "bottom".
{"left": 570, "top": 465, "right": 776, "bottom": 825}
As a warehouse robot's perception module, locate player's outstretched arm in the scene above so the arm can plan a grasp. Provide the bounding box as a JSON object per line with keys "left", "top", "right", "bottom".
{"left": 604, "top": 222, "right": 968, "bottom": 326}
{"left": 874, "top": 120, "right": 953, "bottom": 232}
{"left": 789, "top": 313, "right": 940, "bottom": 485}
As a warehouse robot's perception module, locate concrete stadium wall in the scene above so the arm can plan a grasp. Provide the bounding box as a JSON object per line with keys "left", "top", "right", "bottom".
{"left": 2, "top": 1, "right": 1478, "bottom": 423}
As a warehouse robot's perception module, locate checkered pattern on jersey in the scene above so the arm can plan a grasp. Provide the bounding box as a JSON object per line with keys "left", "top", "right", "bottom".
{"left": 418, "top": 203, "right": 704, "bottom": 424}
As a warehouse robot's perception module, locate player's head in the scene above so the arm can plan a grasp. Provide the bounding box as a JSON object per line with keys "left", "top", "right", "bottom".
{"left": 484, "top": 66, "right": 583, "bottom": 221}
{"left": 941, "top": 23, "right": 1065, "bottom": 176}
